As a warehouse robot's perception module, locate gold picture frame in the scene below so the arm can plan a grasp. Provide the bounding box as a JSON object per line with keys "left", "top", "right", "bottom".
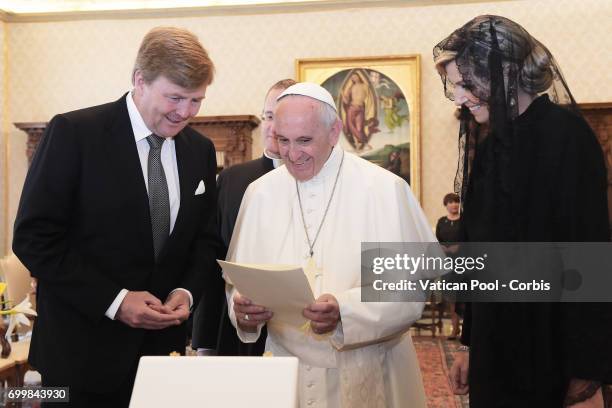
{"left": 296, "top": 55, "right": 421, "bottom": 200}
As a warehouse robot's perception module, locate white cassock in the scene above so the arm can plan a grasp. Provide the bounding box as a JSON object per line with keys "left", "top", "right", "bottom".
{"left": 225, "top": 144, "right": 434, "bottom": 408}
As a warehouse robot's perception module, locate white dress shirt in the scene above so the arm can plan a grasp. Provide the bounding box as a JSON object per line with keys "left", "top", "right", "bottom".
{"left": 105, "top": 92, "right": 192, "bottom": 320}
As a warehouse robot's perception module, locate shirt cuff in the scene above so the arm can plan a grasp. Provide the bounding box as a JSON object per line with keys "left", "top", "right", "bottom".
{"left": 170, "top": 288, "right": 193, "bottom": 309}
{"left": 105, "top": 288, "right": 129, "bottom": 320}
{"left": 236, "top": 323, "right": 264, "bottom": 343}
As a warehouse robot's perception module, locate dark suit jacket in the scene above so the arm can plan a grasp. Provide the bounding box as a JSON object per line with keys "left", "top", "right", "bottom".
{"left": 191, "top": 156, "right": 273, "bottom": 354}
{"left": 13, "top": 94, "right": 219, "bottom": 391}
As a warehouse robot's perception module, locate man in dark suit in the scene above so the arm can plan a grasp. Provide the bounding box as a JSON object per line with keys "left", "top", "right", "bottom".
{"left": 192, "top": 79, "right": 295, "bottom": 356}
{"left": 12, "top": 27, "right": 219, "bottom": 407}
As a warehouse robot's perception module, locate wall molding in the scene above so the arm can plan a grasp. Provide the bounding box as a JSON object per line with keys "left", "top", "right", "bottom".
{"left": 0, "top": 0, "right": 515, "bottom": 23}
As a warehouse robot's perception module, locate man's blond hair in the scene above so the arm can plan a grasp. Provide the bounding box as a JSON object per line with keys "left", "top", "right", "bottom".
{"left": 133, "top": 26, "right": 215, "bottom": 89}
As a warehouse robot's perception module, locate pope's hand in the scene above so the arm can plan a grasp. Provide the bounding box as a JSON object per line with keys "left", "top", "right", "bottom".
{"left": 116, "top": 291, "right": 180, "bottom": 330}
{"left": 303, "top": 293, "right": 340, "bottom": 334}
{"left": 233, "top": 292, "right": 273, "bottom": 333}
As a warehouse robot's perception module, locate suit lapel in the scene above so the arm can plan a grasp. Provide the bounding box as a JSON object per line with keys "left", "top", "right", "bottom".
{"left": 105, "top": 95, "right": 153, "bottom": 248}
{"left": 171, "top": 130, "right": 197, "bottom": 242}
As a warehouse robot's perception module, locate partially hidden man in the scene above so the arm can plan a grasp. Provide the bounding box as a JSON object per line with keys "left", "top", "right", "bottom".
{"left": 226, "top": 83, "right": 434, "bottom": 407}
{"left": 13, "top": 27, "right": 219, "bottom": 407}
{"left": 192, "top": 79, "right": 296, "bottom": 356}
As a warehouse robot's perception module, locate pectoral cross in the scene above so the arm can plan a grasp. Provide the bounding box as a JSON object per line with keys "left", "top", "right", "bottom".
{"left": 304, "top": 256, "right": 323, "bottom": 295}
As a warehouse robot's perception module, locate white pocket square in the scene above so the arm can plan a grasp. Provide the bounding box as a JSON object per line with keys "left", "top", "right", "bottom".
{"left": 194, "top": 180, "right": 205, "bottom": 195}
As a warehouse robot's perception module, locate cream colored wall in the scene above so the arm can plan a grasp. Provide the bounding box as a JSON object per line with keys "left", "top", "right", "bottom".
{"left": 3, "top": 0, "right": 612, "bottom": 253}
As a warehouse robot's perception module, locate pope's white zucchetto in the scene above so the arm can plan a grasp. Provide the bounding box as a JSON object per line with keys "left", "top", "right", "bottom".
{"left": 277, "top": 82, "right": 338, "bottom": 112}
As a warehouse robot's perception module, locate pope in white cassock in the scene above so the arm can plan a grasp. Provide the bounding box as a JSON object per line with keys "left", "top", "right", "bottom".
{"left": 225, "top": 83, "right": 434, "bottom": 408}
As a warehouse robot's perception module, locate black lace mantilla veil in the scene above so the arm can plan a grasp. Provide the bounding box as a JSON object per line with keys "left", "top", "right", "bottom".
{"left": 433, "top": 15, "right": 578, "bottom": 240}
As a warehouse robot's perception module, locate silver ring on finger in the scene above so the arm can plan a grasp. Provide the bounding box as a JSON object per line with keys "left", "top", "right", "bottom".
{"left": 244, "top": 314, "right": 250, "bottom": 321}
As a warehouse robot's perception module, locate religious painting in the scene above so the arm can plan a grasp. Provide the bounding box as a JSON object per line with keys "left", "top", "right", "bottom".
{"left": 296, "top": 55, "right": 421, "bottom": 200}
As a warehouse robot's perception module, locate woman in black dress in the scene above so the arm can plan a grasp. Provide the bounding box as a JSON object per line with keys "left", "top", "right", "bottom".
{"left": 434, "top": 15, "right": 611, "bottom": 407}
{"left": 435, "top": 192, "right": 462, "bottom": 339}
{"left": 436, "top": 192, "right": 461, "bottom": 244}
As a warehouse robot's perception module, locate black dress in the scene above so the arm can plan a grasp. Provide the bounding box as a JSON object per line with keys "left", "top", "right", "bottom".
{"left": 436, "top": 216, "right": 464, "bottom": 309}
{"left": 460, "top": 95, "right": 612, "bottom": 407}
{"left": 436, "top": 216, "right": 462, "bottom": 244}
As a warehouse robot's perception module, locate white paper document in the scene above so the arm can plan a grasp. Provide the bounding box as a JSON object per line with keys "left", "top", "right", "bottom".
{"left": 218, "top": 260, "right": 315, "bottom": 327}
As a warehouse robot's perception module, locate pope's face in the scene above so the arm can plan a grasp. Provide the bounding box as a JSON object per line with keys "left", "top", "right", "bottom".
{"left": 275, "top": 97, "right": 339, "bottom": 182}
{"left": 133, "top": 71, "right": 207, "bottom": 138}
{"left": 445, "top": 60, "right": 490, "bottom": 124}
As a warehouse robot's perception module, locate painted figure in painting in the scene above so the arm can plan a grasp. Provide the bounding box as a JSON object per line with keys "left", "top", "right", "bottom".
{"left": 384, "top": 148, "right": 402, "bottom": 175}
{"left": 381, "top": 93, "right": 408, "bottom": 131}
{"left": 321, "top": 67, "right": 412, "bottom": 184}
{"left": 339, "top": 69, "right": 378, "bottom": 150}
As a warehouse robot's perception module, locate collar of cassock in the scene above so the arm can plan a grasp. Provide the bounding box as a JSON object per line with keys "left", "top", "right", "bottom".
{"left": 263, "top": 149, "right": 284, "bottom": 168}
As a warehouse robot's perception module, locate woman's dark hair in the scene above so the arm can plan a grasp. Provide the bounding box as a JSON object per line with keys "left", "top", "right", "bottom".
{"left": 443, "top": 193, "right": 460, "bottom": 206}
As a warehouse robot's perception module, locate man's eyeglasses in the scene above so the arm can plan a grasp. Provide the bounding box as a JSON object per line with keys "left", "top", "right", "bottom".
{"left": 260, "top": 113, "right": 274, "bottom": 122}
